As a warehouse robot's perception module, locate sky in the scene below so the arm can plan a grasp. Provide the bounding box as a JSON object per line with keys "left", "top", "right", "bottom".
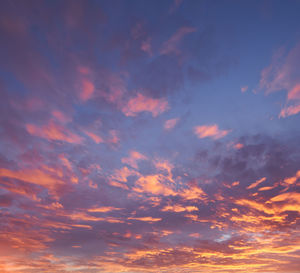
{"left": 0, "top": 0, "right": 300, "bottom": 272}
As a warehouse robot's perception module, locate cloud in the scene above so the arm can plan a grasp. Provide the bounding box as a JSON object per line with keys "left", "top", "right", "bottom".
{"left": 257, "top": 42, "right": 300, "bottom": 117}
{"left": 194, "top": 124, "right": 230, "bottom": 140}
{"left": 161, "top": 205, "right": 198, "bottom": 213}
{"left": 122, "top": 93, "right": 169, "bottom": 117}
{"left": 133, "top": 174, "right": 176, "bottom": 196}
{"left": 121, "top": 150, "right": 147, "bottom": 169}
{"left": 0, "top": 167, "right": 64, "bottom": 198}
{"left": 128, "top": 216, "right": 161, "bottom": 222}
{"left": 241, "top": 86, "right": 248, "bottom": 93}
{"left": 79, "top": 79, "right": 94, "bottom": 101}
{"left": 279, "top": 104, "right": 300, "bottom": 118}
{"left": 26, "top": 120, "right": 83, "bottom": 144}
{"left": 164, "top": 118, "right": 179, "bottom": 130}
{"left": 160, "top": 27, "right": 196, "bottom": 55}
{"left": 247, "top": 177, "right": 267, "bottom": 189}
{"left": 83, "top": 130, "right": 104, "bottom": 144}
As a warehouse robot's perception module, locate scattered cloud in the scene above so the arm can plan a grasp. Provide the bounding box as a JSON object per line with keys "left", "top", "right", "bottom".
{"left": 122, "top": 93, "right": 169, "bottom": 117}
{"left": 194, "top": 124, "right": 230, "bottom": 140}
{"left": 164, "top": 118, "right": 179, "bottom": 130}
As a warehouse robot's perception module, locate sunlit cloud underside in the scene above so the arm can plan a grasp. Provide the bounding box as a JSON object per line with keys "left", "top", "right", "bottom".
{"left": 0, "top": 1, "right": 300, "bottom": 272}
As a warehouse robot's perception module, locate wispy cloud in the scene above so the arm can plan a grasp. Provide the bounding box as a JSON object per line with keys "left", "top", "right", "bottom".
{"left": 122, "top": 93, "right": 169, "bottom": 117}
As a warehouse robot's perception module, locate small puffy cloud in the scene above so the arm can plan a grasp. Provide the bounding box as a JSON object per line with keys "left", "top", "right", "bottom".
{"left": 241, "top": 86, "right": 248, "bottom": 93}
{"left": 122, "top": 93, "right": 169, "bottom": 117}
{"left": 234, "top": 143, "right": 244, "bottom": 149}
{"left": 194, "top": 124, "right": 230, "bottom": 140}
{"left": 164, "top": 118, "right": 179, "bottom": 130}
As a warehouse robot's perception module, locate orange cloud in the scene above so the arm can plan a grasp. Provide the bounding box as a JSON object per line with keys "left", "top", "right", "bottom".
{"left": 162, "top": 205, "right": 198, "bottom": 213}
{"left": 122, "top": 93, "right": 169, "bottom": 117}
{"left": 26, "top": 120, "right": 82, "bottom": 144}
{"left": 283, "top": 170, "right": 300, "bottom": 185}
{"left": 87, "top": 207, "right": 122, "bottom": 213}
{"left": 154, "top": 159, "right": 174, "bottom": 183}
{"left": 247, "top": 177, "right": 267, "bottom": 189}
{"left": 0, "top": 167, "right": 64, "bottom": 196}
{"left": 164, "top": 118, "right": 179, "bottom": 130}
{"left": 234, "top": 143, "right": 244, "bottom": 149}
{"left": 179, "top": 184, "right": 207, "bottom": 201}
{"left": 194, "top": 124, "right": 230, "bottom": 140}
{"left": 133, "top": 174, "right": 176, "bottom": 196}
{"left": 128, "top": 216, "right": 161, "bottom": 222}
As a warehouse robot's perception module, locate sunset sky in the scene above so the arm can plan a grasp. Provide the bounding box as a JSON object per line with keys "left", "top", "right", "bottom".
{"left": 1, "top": 1, "right": 300, "bottom": 272}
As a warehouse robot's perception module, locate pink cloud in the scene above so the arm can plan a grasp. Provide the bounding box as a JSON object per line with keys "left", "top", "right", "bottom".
{"left": 169, "top": 0, "right": 184, "bottom": 14}
{"left": 241, "top": 86, "right": 248, "bottom": 93}
{"left": 79, "top": 79, "right": 94, "bottom": 101}
{"left": 257, "top": 42, "right": 300, "bottom": 117}
{"left": 121, "top": 150, "right": 147, "bottom": 169}
{"left": 83, "top": 130, "right": 104, "bottom": 144}
{"left": 279, "top": 104, "right": 300, "bottom": 118}
{"left": 52, "top": 110, "right": 71, "bottom": 124}
{"left": 287, "top": 83, "right": 300, "bottom": 100}
{"left": 164, "top": 118, "right": 179, "bottom": 130}
{"left": 194, "top": 124, "right": 230, "bottom": 140}
{"left": 141, "top": 37, "right": 152, "bottom": 56}
{"left": 160, "top": 27, "right": 196, "bottom": 55}
{"left": 122, "top": 93, "right": 169, "bottom": 117}
{"left": 26, "top": 120, "right": 82, "bottom": 144}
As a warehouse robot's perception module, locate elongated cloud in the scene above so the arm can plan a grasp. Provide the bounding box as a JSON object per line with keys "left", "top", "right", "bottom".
{"left": 26, "top": 120, "right": 82, "bottom": 144}
{"left": 247, "top": 177, "right": 267, "bottom": 189}
{"left": 161, "top": 27, "right": 196, "bottom": 55}
{"left": 194, "top": 124, "right": 230, "bottom": 140}
{"left": 122, "top": 93, "right": 169, "bottom": 117}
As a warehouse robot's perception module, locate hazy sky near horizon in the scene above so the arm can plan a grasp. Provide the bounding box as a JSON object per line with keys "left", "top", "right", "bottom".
{"left": 1, "top": 1, "right": 300, "bottom": 272}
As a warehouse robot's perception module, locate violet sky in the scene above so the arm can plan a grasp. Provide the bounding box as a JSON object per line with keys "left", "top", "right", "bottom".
{"left": 0, "top": 0, "right": 300, "bottom": 272}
